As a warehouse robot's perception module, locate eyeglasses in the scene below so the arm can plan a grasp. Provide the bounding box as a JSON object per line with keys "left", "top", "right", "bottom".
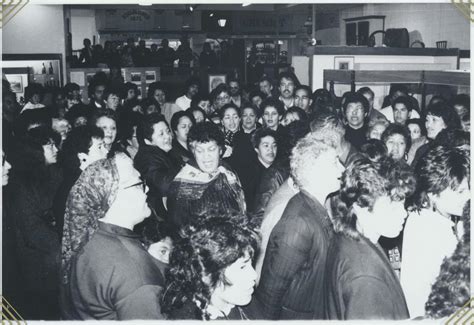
{"left": 123, "top": 180, "right": 147, "bottom": 192}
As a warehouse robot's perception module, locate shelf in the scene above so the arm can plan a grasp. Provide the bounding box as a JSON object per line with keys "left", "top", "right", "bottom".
{"left": 324, "top": 70, "right": 469, "bottom": 87}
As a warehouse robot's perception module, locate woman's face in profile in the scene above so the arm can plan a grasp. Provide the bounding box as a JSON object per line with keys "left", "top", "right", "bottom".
{"left": 211, "top": 251, "right": 257, "bottom": 307}
{"left": 192, "top": 140, "right": 221, "bottom": 174}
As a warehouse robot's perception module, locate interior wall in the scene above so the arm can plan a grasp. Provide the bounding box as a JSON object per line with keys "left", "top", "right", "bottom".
{"left": 3, "top": 4, "right": 66, "bottom": 82}
{"left": 71, "top": 9, "right": 97, "bottom": 50}
{"left": 339, "top": 3, "right": 470, "bottom": 49}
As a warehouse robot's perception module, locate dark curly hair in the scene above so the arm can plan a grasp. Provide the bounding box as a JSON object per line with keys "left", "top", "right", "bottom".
{"left": 425, "top": 201, "right": 470, "bottom": 319}
{"left": 409, "top": 145, "right": 470, "bottom": 211}
{"left": 333, "top": 157, "right": 416, "bottom": 240}
{"left": 359, "top": 139, "right": 388, "bottom": 163}
{"left": 261, "top": 97, "right": 285, "bottom": 116}
{"left": 251, "top": 127, "right": 278, "bottom": 149}
{"left": 433, "top": 128, "right": 470, "bottom": 148}
{"left": 187, "top": 121, "right": 225, "bottom": 153}
{"left": 342, "top": 92, "right": 370, "bottom": 116}
{"left": 381, "top": 123, "right": 412, "bottom": 155}
{"left": 160, "top": 214, "right": 259, "bottom": 319}
{"left": 59, "top": 125, "right": 104, "bottom": 173}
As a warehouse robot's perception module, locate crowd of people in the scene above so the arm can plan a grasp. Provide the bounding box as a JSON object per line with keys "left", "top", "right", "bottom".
{"left": 73, "top": 37, "right": 237, "bottom": 74}
{"left": 2, "top": 66, "right": 470, "bottom": 321}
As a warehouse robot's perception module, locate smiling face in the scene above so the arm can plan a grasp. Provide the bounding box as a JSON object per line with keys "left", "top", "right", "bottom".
{"left": 262, "top": 106, "right": 280, "bottom": 130}
{"left": 151, "top": 121, "right": 172, "bottom": 152}
{"left": 385, "top": 133, "right": 407, "bottom": 161}
{"left": 255, "top": 135, "right": 277, "bottom": 166}
{"left": 106, "top": 93, "right": 120, "bottom": 111}
{"left": 192, "top": 140, "right": 221, "bottom": 174}
{"left": 222, "top": 107, "right": 240, "bottom": 132}
{"left": 241, "top": 108, "right": 257, "bottom": 131}
{"left": 425, "top": 114, "right": 447, "bottom": 139}
{"left": 345, "top": 102, "right": 366, "bottom": 129}
{"left": 175, "top": 116, "right": 193, "bottom": 143}
{"left": 96, "top": 116, "right": 117, "bottom": 147}
{"left": 210, "top": 251, "right": 257, "bottom": 308}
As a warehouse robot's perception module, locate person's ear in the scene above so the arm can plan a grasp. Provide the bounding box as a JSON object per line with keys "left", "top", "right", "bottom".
{"left": 77, "top": 152, "right": 88, "bottom": 164}
{"left": 309, "top": 99, "right": 313, "bottom": 106}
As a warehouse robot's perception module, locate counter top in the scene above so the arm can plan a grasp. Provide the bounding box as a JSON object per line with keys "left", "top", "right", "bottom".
{"left": 308, "top": 46, "right": 460, "bottom": 56}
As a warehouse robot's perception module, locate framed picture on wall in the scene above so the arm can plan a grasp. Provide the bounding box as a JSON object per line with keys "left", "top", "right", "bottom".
{"left": 6, "top": 75, "right": 23, "bottom": 93}
{"left": 334, "top": 56, "right": 355, "bottom": 70}
{"left": 209, "top": 74, "right": 226, "bottom": 93}
{"left": 131, "top": 72, "right": 142, "bottom": 83}
{"left": 145, "top": 71, "right": 156, "bottom": 83}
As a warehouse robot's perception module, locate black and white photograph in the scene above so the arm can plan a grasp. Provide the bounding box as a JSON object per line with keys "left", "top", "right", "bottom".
{"left": 1, "top": 0, "right": 471, "bottom": 322}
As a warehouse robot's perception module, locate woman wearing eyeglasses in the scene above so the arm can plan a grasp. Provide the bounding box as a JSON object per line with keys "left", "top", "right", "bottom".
{"left": 7, "top": 126, "right": 63, "bottom": 319}
{"left": 60, "top": 153, "right": 165, "bottom": 320}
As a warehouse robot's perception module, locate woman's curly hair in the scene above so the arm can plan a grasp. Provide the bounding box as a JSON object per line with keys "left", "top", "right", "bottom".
{"left": 333, "top": 156, "right": 416, "bottom": 240}
{"left": 425, "top": 202, "right": 470, "bottom": 318}
{"left": 160, "top": 213, "right": 260, "bottom": 319}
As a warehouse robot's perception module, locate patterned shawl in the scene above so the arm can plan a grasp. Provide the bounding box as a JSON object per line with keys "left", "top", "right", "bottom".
{"left": 61, "top": 157, "right": 120, "bottom": 285}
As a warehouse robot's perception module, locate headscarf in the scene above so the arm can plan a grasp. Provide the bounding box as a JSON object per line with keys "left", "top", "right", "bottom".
{"left": 61, "top": 156, "right": 120, "bottom": 285}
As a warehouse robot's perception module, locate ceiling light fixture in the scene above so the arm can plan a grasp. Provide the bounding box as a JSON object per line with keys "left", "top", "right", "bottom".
{"left": 218, "top": 19, "right": 227, "bottom": 27}
{"left": 242, "top": 2, "right": 251, "bottom": 6}
{"left": 209, "top": 12, "right": 214, "bottom": 17}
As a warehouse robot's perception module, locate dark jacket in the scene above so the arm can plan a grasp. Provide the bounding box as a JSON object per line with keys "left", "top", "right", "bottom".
{"left": 168, "top": 301, "right": 261, "bottom": 320}
{"left": 62, "top": 222, "right": 165, "bottom": 320}
{"left": 170, "top": 138, "right": 193, "bottom": 163}
{"left": 134, "top": 144, "right": 184, "bottom": 219}
{"left": 345, "top": 125, "right": 368, "bottom": 150}
{"left": 252, "top": 158, "right": 290, "bottom": 219}
{"left": 324, "top": 234, "right": 409, "bottom": 320}
{"left": 253, "top": 190, "right": 334, "bottom": 319}
{"left": 10, "top": 167, "right": 62, "bottom": 293}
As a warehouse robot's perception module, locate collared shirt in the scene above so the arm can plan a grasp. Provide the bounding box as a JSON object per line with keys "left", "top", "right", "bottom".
{"left": 278, "top": 96, "right": 295, "bottom": 110}
{"left": 378, "top": 105, "right": 420, "bottom": 123}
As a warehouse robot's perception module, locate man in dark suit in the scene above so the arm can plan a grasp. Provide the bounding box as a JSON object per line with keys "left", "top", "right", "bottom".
{"left": 252, "top": 131, "right": 345, "bottom": 319}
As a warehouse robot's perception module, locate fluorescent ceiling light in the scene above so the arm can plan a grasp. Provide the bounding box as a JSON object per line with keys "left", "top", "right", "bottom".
{"left": 242, "top": 2, "right": 251, "bottom": 6}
